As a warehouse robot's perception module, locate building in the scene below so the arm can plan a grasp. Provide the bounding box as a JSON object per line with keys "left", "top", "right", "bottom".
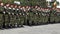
{"left": 46, "top": 0, "right": 60, "bottom": 8}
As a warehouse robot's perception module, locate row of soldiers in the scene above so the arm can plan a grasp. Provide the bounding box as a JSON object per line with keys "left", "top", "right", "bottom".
{"left": 0, "top": 2, "right": 60, "bottom": 29}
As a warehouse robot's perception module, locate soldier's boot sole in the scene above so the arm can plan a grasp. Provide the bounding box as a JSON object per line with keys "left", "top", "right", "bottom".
{"left": 21, "top": 25, "right": 23, "bottom": 27}
{"left": 5, "top": 26, "right": 9, "bottom": 29}
{"left": 28, "top": 21, "right": 32, "bottom": 26}
{"left": 0, "top": 27, "right": 4, "bottom": 30}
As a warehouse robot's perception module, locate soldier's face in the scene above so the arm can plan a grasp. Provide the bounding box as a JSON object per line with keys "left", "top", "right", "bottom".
{"left": 18, "top": 6, "right": 21, "bottom": 8}
{"left": 26, "top": 6, "right": 29, "bottom": 8}
{"left": 11, "top": 5, "right": 13, "bottom": 8}
{"left": 6, "top": 4, "right": 10, "bottom": 7}
{"left": 35, "top": 6, "right": 38, "bottom": 8}
{"left": 1, "top": 3, "right": 4, "bottom": 6}
{"left": 15, "top": 5, "right": 17, "bottom": 8}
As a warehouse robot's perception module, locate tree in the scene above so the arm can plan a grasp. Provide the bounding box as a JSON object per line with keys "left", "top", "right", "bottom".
{"left": 2, "top": 0, "right": 47, "bottom": 8}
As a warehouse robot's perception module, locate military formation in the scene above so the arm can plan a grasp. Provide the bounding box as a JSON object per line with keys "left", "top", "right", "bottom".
{"left": 0, "top": 2, "right": 60, "bottom": 29}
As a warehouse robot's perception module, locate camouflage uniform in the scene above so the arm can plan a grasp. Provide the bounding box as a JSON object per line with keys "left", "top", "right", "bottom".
{"left": 9, "top": 7, "right": 16, "bottom": 28}
{"left": 38, "top": 10, "right": 42, "bottom": 24}
{"left": 43, "top": 10, "right": 49, "bottom": 24}
{"left": 4, "top": 6, "right": 10, "bottom": 28}
{"left": 55, "top": 12, "right": 60, "bottom": 23}
{"left": 41, "top": 12, "right": 45, "bottom": 24}
{"left": 24, "top": 8, "right": 29, "bottom": 25}
{"left": 19, "top": 9, "right": 24, "bottom": 27}
{"left": 50, "top": 10, "right": 56, "bottom": 23}
{"left": 0, "top": 6, "right": 4, "bottom": 29}
{"left": 14, "top": 8, "right": 20, "bottom": 27}
{"left": 28, "top": 8, "right": 34, "bottom": 26}
{"left": 33, "top": 9, "right": 39, "bottom": 25}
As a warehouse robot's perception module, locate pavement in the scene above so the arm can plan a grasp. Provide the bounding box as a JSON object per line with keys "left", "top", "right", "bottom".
{"left": 0, "top": 23, "right": 60, "bottom": 34}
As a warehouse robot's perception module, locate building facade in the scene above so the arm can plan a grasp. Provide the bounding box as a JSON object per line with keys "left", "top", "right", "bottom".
{"left": 46, "top": 0, "right": 60, "bottom": 8}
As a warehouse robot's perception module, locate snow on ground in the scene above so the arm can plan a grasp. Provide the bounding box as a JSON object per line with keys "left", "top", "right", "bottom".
{"left": 0, "top": 23, "right": 60, "bottom": 34}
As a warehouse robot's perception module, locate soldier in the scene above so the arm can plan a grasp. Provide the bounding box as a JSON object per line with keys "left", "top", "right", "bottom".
{"left": 50, "top": 8, "right": 56, "bottom": 23}
{"left": 18, "top": 6, "right": 22, "bottom": 27}
{"left": 4, "top": 3, "right": 10, "bottom": 29}
{"left": 36, "top": 7, "right": 42, "bottom": 25}
{"left": 55, "top": 9, "right": 60, "bottom": 23}
{"left": 20, "top": 6, "right": 25, "bottom": 27}
{"left": 0, "top": 2, "right": 4, "bottom": 29}
{"left": 43, "top": 9, "right": 50, "bottom": 24}
{"left": 6, "top": 5, "right": 13, "bottom": 28}
{"left": 24, "top": 6, "right": 30, "bottom": 25}
{"left": 28, "top": 6, "right": 34, "bottom": 26}
{"left": 17, "top": 6, "right": 24, "bottom": 27}
{"left": 9, "top": 4, "right": 15, "bottom": 28}
{"left": 39, "top": 8, "right": 46, "bottom": 24}
{"left": 14, "top": 5, "right": 20, "bottom": 28}
{"left": 7, "top": 5, "right": 12, "bottom": 28}
{"left": 31, "top": 6, "right": 38, "bottom": 25}
{"left": 41, "top": 8, "right": 49, "bottom": 24}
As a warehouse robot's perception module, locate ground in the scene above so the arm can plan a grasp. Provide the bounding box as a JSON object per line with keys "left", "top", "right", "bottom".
{"left": 0, "top": 23, "right": 60, "bottom": 34}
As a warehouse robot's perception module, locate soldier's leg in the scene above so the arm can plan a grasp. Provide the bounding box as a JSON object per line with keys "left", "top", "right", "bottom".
{"left": 34, "top": 18, "right": 37, "bottom": 25}
{"left": 17, "top": 17, "right": 21, "bottom": 27}
{"left": 24, "top": 15, "right": 27, "bottom": 25}
{"left": 55, "top": 16, "right": 59, "bottom": 23}
{"left": 33, "top": 16, "right": 38, "bottom": 25}
{"left": 10, "top": 15, "right": 15, "bottom": 28}
{"left": 20, "top": 20, "right": 24, "bottom": 27}
{"left": 14, "top": 18, "right": 19, "bottom": 28}
{"left": 0, "top": 14, "right": 3, "bottom": 29}
{"left": 5, "top": 14, "right": 9, "bottom": 29}
{"left": 10, "top": 15, "right": 13, "bottom": 28}
{"left": 29, "top": 20, "right": 32, "bottom": 26}
{"left": 0, "top": 24, "right": 2, "bottom": 29}
{"left": 17, "top": 18, "right": 20, "bottom": 27}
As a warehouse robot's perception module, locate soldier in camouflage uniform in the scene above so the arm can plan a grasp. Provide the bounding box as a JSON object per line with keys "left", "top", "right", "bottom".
{"left": 40, "top": 9, "right": 45, "bottom": 24}
{"left": 4, "top": 3, "right": 10, "bottom": 28}
{"left": 27, "top": 6, "right": 33, "bottom": 26}
{"left": 40, "top": 8, "right": 49, "bottom": 24}
{"left": 14, "top": 5, "right": 21, "bottom": 28}
{"left": 18, "top": 7, "right": 24, "bottom": 27}
{"left": 0, "top": 2, "right": 4, "bottom": 29}
{"left": 43, "top": 9, "right": 50, "bottom": 24}
{"left": 24, "top": 6, "right": 31, "bottom": 25}
{"left": 36, "top": 7, "right": 42, "bottom": 25}
{"left": 54, "top": 9, "right": 60, "bottom": 23}
{"left": 17, "top": 6, "right": 23, "bottom": 27}
{"left": 50, "top": 9, "right": 56, "bottom": 23}
{"left": 38, "top": 8, "right": 44, "bottom": 24}
{"left": 33, "top": 6, "right": 39, "bottom": 25}
{"left": 9, "top": 5, "right": 16, "bottom": 28}
{"left": 24, "top": 6, "right": 28, "bottom": 25}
